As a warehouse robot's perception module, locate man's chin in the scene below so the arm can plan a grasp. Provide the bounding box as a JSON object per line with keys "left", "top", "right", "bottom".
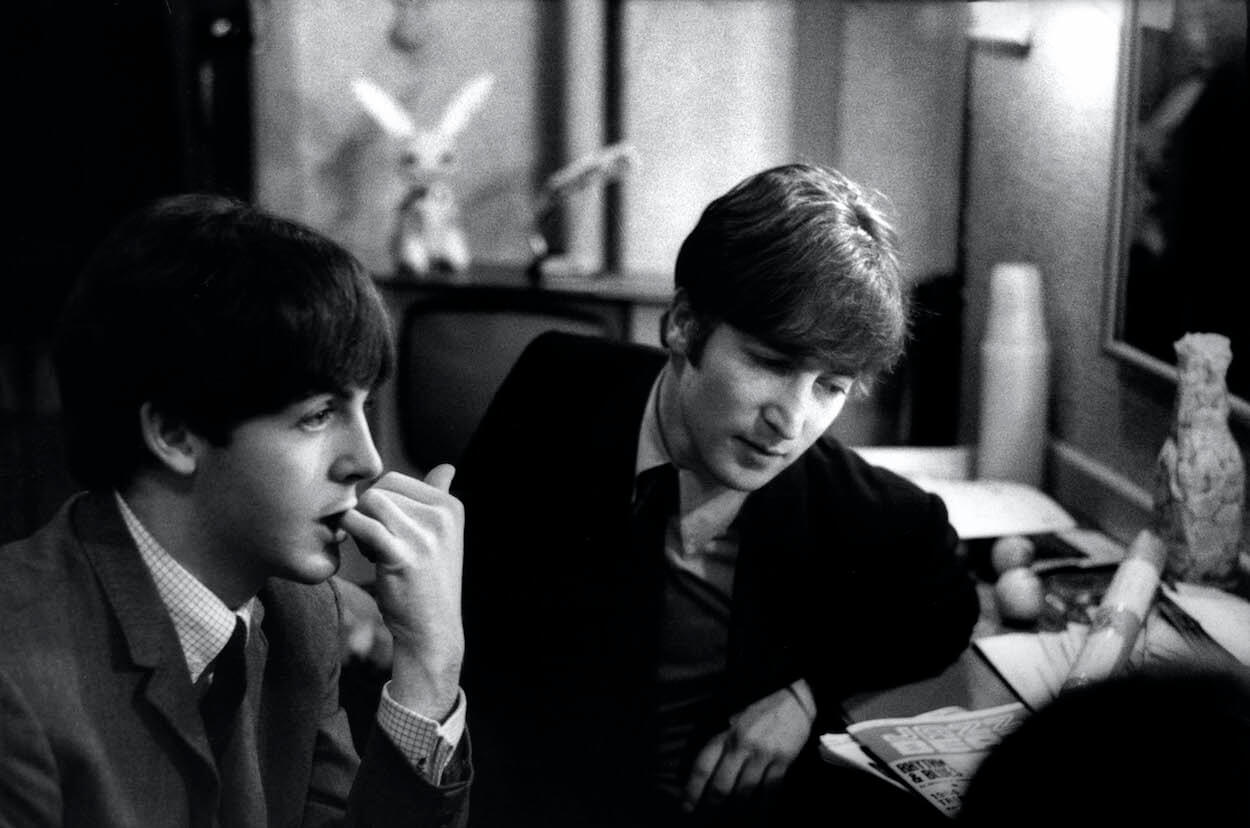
{"left": 713, "top": 462, "right": 781, "bottom": 493}
{"left": 288, "top": 545, "right": 342, "bottom": 585}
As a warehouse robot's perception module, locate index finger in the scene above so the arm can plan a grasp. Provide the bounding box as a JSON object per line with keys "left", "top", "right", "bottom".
{"left": 423, "top": 463, "right": 456, "bottom": 493}
{"left": 701, "top": 744, "right": 747, "bottom": 810}
{"left": 683, "top": 732, "right": 726, "bottom": 812}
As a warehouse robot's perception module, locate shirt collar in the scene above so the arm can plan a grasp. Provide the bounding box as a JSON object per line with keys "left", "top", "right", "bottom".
{"left": 114, "top": 492, "right": 256, "bottom": 685}
{"left": 635, "top": 368, "right": 671, "bottom": 480}
{"left": 634, "top": 368, "right": 748, "bottom": 550}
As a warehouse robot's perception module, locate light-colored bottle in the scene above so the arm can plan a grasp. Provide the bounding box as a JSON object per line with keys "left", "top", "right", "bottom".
{"left": 1155, "top": 332, "right": 1245, "bottom": 588}
{"left": 977, "top": 262, "right": 1051, "bottom": 487}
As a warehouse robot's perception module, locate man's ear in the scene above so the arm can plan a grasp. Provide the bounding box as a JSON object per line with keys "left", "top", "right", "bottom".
{"left": 138, "top": 402, "right": 200, "bottom": 476}
{"left": 664, "top": 290, "right": 696, "bottom": 357}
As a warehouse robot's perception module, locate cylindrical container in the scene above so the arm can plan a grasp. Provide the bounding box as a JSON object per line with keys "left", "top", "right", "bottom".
{"left": 1062, "top": 530, "right": 1166, "bottom": 691}
{"left": 977, "top": 262, "right": 1051, "bottom": 487}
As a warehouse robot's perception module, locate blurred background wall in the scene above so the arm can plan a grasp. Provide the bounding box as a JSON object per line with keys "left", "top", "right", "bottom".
{"left": 253, "top": 1, "right": 965, "bottom": 292}
{"left": 251, "top": 0, "right": 969, "bottom": 450}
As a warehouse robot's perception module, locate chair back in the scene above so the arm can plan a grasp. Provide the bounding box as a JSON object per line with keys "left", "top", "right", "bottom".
{"left": 397, "top": 288, "right": 621, "bottom": 472}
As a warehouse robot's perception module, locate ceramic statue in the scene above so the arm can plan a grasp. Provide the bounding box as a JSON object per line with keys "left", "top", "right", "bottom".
{"left": 1154, "top": 332, "right": 1245, "bottom": 588}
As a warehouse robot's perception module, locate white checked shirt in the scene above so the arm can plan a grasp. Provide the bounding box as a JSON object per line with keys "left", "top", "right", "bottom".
{"left": 114, "top": 493, "right": 464, "bottom": 783}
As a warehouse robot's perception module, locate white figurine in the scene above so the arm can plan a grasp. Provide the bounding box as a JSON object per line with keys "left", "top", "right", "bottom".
{"left": 353, "top": 74, "right": 494, "bottom": 280}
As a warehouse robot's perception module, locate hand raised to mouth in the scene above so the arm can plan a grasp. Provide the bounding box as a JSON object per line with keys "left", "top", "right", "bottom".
{"left": 341, "top": 464, "right": 465, "bottom": 721}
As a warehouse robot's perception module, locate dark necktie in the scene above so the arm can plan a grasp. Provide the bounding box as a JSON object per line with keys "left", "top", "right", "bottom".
{"left": 200, "top": 616, "right": 248, "bottom": 758}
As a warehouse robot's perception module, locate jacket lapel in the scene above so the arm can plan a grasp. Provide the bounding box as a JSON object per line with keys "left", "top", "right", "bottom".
{"left": 585, "top": 348, "right": 669, "bottom": 773}
{"left": 72, "top": 492, "right": 220, "bottom": 781}
{"left": 559, "top": 344, "right": 667, "bottom": 564}
{"left": 727, "top": 459, "right": 812, "bottom": 703}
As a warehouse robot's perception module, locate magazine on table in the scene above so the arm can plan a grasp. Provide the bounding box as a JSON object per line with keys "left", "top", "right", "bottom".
{"left": 821, "top": 702, "right": 1029, "bottom": 818}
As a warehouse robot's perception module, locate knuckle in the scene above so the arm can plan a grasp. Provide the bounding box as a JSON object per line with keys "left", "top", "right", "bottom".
{"left": 447, "top": 495, "right": 465, "bottom": 521}
{"left": 426, "top": 510, "right": 454, "bottom": 539}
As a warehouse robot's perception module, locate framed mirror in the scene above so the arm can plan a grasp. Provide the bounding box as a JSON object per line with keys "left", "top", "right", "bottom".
{"left": 1103, "top": 0, "right": 1248, "bottom": 421}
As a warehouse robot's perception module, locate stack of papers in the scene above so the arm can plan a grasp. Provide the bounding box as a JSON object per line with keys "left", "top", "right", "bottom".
{"left": 852, "top": 446, "right": 1077, "bottom": 539}
{"left": 910, "top": 478, "right": 1076, "bottom": 540}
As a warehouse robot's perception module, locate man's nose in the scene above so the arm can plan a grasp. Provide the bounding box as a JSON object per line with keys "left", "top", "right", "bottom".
{"left": 331, "top": 415, "right": 384, "bottom": 484}
{"left": 761, "top": 379, "right": 810, "bottom": 441}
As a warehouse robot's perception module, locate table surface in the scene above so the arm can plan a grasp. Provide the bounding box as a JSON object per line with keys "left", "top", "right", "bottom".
{"left": 841, "top": 554, "right": 1250, "bottom": 727}
{"left": 841, "top": 645, "right": 1021, "bottom": 725}
{"left": 839, "top": 579, "right": 1034, "bottom": 725}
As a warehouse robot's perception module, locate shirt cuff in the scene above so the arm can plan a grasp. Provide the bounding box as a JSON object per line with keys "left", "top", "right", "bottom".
{"left": 376, "top": 680, "right": 467, "bottom": 784}
{"left": 787, "top": 678, "right": 817, "bottom": 723}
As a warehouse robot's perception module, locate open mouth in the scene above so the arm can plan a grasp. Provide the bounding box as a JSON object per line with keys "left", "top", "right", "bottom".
{"left": 318, "top": 511, "right": 349, "bottom": 541}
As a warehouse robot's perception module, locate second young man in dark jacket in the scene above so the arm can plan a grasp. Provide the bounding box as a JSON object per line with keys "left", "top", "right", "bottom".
{"left": 456, "top": 163, "right": 979, "bottom": 827}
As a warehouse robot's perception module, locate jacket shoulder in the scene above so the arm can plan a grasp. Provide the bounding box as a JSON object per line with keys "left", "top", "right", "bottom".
{"left": 802, "top": 437, "right": 938, "bottom": 515}
{"left": 0, "top": 495, "right": 90, "bottom": 620}
{"left": 464, "top": 331, "right": 663, "bottom": 455}
{"left": 518, "top": 330, "right": 665, "bottom": 385}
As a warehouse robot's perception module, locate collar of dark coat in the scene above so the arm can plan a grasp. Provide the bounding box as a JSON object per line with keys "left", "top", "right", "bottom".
{"left": 725, "top": 452, "right": 813, "bottom": 687}
{"left": 73, "top": 491, "right": 183, "bottom": 674}
{"left": 579, "top": 343, "right": 669, "bottom": 524}
{"left": 575, "top": 340, "right": 820, "bottom": 572}
{"left": 72, "top": 491, "right": 245, "bottom": 788}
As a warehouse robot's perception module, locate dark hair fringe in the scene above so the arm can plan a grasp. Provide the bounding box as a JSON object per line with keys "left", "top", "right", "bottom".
{"left": 675, "top": 164, "right": 908, "bottom": 385}
{"left": 55, "top": 194, "right": 395, "bottom": 489}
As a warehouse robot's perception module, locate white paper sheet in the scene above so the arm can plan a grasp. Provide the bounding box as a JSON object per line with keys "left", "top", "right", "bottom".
{"left": 1162, "top": 581, "right": 1250, "bottom": 666}
{"left": 907, "top": 477, "right": 1077, "bottom": 540}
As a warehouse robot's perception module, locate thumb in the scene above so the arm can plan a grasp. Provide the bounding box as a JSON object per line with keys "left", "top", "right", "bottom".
{"left": 423, "top": 463, "right": 457, "bottom": 492}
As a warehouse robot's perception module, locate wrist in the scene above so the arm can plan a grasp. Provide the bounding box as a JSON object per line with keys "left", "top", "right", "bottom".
{"left": 388, "top": 639, "right": 463, "bottom": 722}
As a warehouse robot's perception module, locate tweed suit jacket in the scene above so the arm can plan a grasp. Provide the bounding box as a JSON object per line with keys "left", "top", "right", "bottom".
{"left": 454, "top": 331, "right": 979, "bottom": 827}
{"left": 0, "top": 491, "right": 470, "bottom": 827}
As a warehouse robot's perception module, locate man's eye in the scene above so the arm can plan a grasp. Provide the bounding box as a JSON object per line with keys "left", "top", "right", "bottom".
{"left": 817, "top": 377, "right": 850, "bottom": 396}
{"left": 751, "top": 352, "right": 790, "bottom": 372}
{"left": 300, "top": 407, "right": 335, "bottom": 429}
{"left": 822, "top": 382, "right": 847, "bottom": 396}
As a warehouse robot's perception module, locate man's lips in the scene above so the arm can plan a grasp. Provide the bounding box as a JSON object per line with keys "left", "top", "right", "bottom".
{"left": 736, "top": 436, "right": 789, "bottom": 457}
{"left": 318, "top": 507, "right": 354, "bottom": 540}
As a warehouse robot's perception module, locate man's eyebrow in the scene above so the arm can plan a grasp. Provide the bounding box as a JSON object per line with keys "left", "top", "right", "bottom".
{"left": 797, "top": 354, "right": 858, "bottom": 377}
{"left": 745, "top": 337, "right": 853, "bottom": 375}
{"left": 745, "top": 337, "right": 793, "bottom": 357}
{"left": 298, "top": 387, "right": 355, "bottom": 403}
